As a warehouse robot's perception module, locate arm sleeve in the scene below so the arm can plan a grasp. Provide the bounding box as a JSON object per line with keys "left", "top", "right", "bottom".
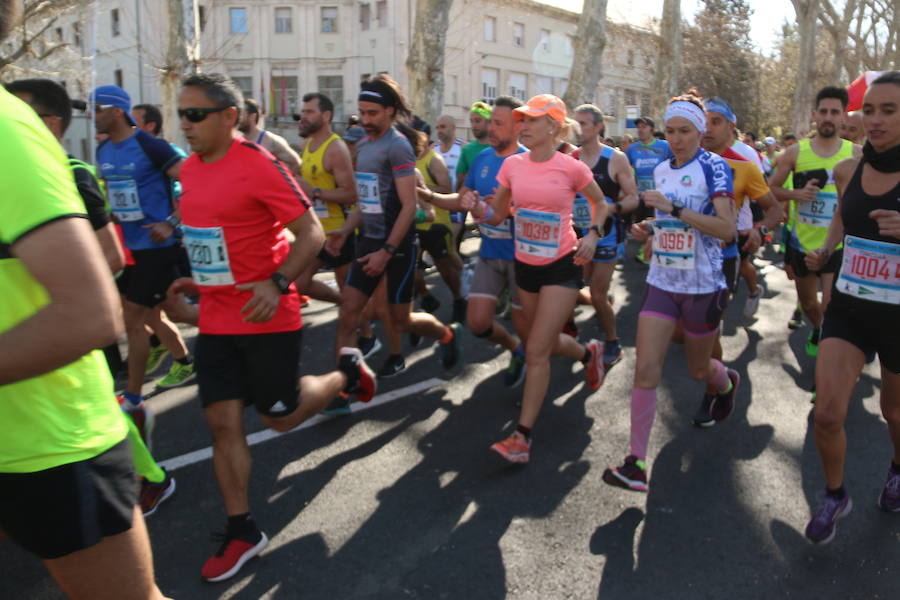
{"left": 388, "top": 136, "right": 417, "bottom": 179}
{"left": 72, "top": 166, "right": 111, "bottom": 231}
{"left": 136, "top": 131, "right": 182, "bottom": 173}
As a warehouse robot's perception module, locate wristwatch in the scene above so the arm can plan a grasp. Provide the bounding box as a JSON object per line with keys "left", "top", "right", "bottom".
{"left": 269, "top": 272, "right": 292, "bottom": 294}
{"left": 756, "top": 225, "right": 770, "bottom": 237}
{"left": 312, "top": 187, "right": 322, "bottom": 199}
{"left": 670, "top": 200, "right": 686, "bottom": 218}
{"left": 590, "top": 224, "right": 602, "bottom": 237}
{"left": 383, "top": 243, "right": 398, "bottom": 256}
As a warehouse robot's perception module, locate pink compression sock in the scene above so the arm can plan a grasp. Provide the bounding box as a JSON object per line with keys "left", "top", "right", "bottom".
{"left": 630, "top": 387, "right": 657, "bottom": 461}
{"left": 708, "top": 359, "right": 730, "bottom": 393}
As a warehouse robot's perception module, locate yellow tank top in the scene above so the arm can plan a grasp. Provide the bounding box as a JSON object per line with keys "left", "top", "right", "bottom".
{"left": 416, "top": 149, "right": 451, "bottom": 231}
{"left": 791, "top": 138, "right": 853, "bottom": 252}
{"left": 301, "top": 133, "right": 345, "bottom": 233}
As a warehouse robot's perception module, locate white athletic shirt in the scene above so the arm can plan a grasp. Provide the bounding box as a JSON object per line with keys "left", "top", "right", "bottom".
{"left": 437, "top": 139, "right": 463, "bottom": 188}
{"left": 647, "top": 148, "right": 734, "bottom": 295}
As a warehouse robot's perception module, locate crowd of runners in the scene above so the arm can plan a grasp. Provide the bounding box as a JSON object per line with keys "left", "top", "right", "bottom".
{"left": 2, "top": 4, "right": 899, "bottom": 596}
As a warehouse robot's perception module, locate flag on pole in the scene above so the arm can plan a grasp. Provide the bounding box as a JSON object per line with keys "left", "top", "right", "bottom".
{"left": 847, "top": 71, "right": 885, "bottom": 112}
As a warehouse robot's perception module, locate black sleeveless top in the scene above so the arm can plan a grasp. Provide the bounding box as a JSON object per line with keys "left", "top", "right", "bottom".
{"left": 833, "top": 158, "right": 900, "bottom": 309}
{"left": 589, "top": 146, "right": 621, "bottom": 200}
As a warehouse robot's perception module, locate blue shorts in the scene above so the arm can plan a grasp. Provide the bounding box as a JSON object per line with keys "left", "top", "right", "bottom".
{"left": 593, "top": 242, "right": 625, "bottom": 263}
{"left": 450, "top": 211, "right": 467, "bottom": 224}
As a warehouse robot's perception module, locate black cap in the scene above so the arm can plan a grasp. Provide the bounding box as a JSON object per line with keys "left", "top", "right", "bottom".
{"left": 634, "top": 116, "right": 655, "bottom": 129}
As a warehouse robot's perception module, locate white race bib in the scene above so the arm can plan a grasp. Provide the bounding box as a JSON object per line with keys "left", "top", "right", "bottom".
{"left": 108, "top": 179, "right": 144, "bottom": 222}
{"left": 798, "top": 192, "right": 838, "bottom": 228}
{"left": 836, "top": 235, "right": 900, "bottom": 305}
{"left": 572, "top": 194, "right": 592, "bottom": 229}
{"left": 312, "top": 197, "right": 330, "bottom": 219}
{"left": 356, "top": 172, "right": 382, "bottom": 215}
{"left": 479, "top": 220, "right": 512, "bottom": 240}
{"left": 183, "top": 225, "right": 235, "bottom": 286}
{"left": 515, "top": 208, "right": 561, "bottom": 259}
{"left": 652, "top": 219, "right": 696, "bottom": 270}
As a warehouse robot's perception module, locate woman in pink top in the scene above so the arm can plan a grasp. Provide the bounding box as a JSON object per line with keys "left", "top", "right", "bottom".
{"left": 471, "top": 94, "right": 609, "bottom": 464}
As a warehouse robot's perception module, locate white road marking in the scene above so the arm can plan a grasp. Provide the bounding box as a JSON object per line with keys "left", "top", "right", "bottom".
{"left": 158, "top": 378, "right": 446, "bottom": 472}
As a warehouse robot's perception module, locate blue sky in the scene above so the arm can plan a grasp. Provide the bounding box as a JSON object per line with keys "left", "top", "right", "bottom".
{"left": 540, "top": 0, "right": 795, "bottom": 55}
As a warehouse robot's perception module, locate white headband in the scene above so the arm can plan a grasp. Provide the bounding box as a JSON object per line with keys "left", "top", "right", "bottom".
{"left": 665, "top": 101, "right": 706, "bottom": 135}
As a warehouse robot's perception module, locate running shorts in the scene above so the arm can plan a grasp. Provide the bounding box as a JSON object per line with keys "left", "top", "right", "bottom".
{"left": 469, "top": 257, "right": 519, "bottom": 306}
{"left": 515, "top": 252, "right": 583, "bottom": 294}
{"left": 822, "top": 295, "right": 900, "bottom": 374}
{"left": 785, "top": 245, "right": 841, "bottom": 278}
{"left": 416, "top": 224, "right": 454, "bottom": 260}
{"left": 120, "top": 245, "right": 192, "bottom": 308}
{"left": 0, "top": 438, "right": 136, "bottom": 559}
{"left": 195, "top": 329, "right": 302, "bottom": 417}
{"left": 317, "top": 230, "right": 356, "bottom": 269}
{"left": 346, "top": 236, "right": 417, "bottom": 304}
{"left": 639, "top": 284, "right": 729, "bottom": 337}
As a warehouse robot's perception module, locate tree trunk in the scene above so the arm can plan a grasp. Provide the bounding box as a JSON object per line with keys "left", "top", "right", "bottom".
{"left": 649, "top": 0, "right": 681, "bottom": 119}
{"left": 405, "top": 0, "right": 452, "bottom": 128}
{"left": 893, "top": 0, "right": 900, "bottom": 69}
{"left": 161, "top": 0, "right": 199, "bottom": 147}
{"left": 562, "top": 0, "right": 608, "bottom": 110}
{"left": 791, "top": 0, "right": 819, "bottom": 136}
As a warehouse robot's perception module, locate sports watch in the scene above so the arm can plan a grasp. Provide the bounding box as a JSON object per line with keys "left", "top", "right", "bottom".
{"left": 269, "top": 272, "right": 292, "bottom": 294}
{"left": 670, "top": 200, "right": 686, "bottom": 219}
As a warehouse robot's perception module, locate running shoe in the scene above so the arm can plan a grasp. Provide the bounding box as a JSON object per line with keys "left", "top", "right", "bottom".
{"left": 452, "top": 298, "right": 468, "bottom": 324}
{"left": 377, "top": 354, "right": 406, "bottom": 379}
{"left": 338, "top": 347, "right": 377, "bottom": 403}
{"left": 788, "top": 307, "right": 803, "bottom": 330}
{"left": 877, "top": 467, "right": 900, "bottom": 512}
{"left": 421, "top": 294, "right": 441, "bottom": 314}
{"left": 299, "top": 294, "right": 310, "bottom": 308}
{"left": 357, "top": 335, "right": 382, "bottom": 360}
{"left": 489, "top": 431, "right": 531, "bottom": 464}
{"left": 806, "top": 329, "right": 820, "bottom": 357}
{"left": 504, "top": 353, "right": 526, "bottom": 387}
{"left": 602, "top": 455, "right": 649, "bottom": 492}
{"left": 440, "top": 322, "right": 462, "bottom": 369}
{"left": 157, "top": 360, "right": 196, "bottom": 389}
{"left": 692, "top": 369, "right": 740, "bottom": 427}
{"left": 562, "top": 319, "right": 579, "bottom": 338}
{"left": 145, "top": 345, "right": 170, "bottom": 375}
{"left": 603, "top": 340, "right": 623, "bottom": 370}
{"left": 585, "top": 339, "right": 605, "bottom": 391}
{"left": 742, "top": 282, "right": 766, "bottom": 319}
{"left": 121, "top": 400, "right": 155, "bottom": 451}
{"left": 805, "top": 493, "right": 853, "bottom": 545}
{"left": 201, "top": 526, "right": 269, "bottom": 582}
{"left": 140, "top": 470, "right": 176, "bottom": 517}
{"left": 322, "top": 394, "right": 353, "bottom": 416}
{"left": 634, "top": 246, "right": 650, "bottom": 266}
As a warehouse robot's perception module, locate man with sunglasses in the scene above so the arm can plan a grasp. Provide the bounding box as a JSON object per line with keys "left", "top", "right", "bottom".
{"left": 92, "top": 84, "right": 195, "bottom": 436}
{"left": 172, "top": 73, "right": 375, "bottom": 582}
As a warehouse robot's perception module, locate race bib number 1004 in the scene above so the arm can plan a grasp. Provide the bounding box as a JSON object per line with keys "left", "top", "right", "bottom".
{"left": 836, "top": 235, "right": 900, "bottom": 305}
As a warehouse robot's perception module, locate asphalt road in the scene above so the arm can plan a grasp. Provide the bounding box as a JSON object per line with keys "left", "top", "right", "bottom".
{"left": 3, "top": 239, "right": 898, "bottom": 599}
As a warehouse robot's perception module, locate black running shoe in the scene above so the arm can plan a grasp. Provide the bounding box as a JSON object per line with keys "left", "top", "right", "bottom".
{"left": 377, "top": 354, "right": 406, "bottom": 379}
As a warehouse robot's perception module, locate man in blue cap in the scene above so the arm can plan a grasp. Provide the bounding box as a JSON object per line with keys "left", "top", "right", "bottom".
{"left": 92, "top": 84, "right": 194, "bottom": 438}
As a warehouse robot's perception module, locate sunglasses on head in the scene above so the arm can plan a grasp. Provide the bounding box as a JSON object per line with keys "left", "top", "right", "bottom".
{"left": 93, "top": 103, "right": 115, "bottom": 112}
{"left": 177, "top": 106, "right": 232, "bottom": 122}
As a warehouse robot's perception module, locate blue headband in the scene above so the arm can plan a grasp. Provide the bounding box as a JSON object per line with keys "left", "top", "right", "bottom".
{"left": 703, "top": 98, "right": 736, "bottom": 124}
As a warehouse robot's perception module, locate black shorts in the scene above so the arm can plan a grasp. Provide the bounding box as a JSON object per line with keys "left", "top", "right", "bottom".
{"left": 346, "top": 236, "right": 417, "bottom": 304}
{"left": 195, "top": 329, "right": 302, "bottom": 417}
{"left": 786, "top": 245, "right": 842, "bottom": 278}
{"left": 416, "top": 224, "right": 453, "bottom": 260}
{"left": 822, "top": 295, "right": 900, "bottom": 374}
{"left": 120, "top": 245, "right": 191, "bottom": 308}
{"left": 515, "top": 252, "right": 583, "bottom": 294}
{"left": 317, "top": 230, "right": 356, "bottom": 269}
{"left": 0, "top": 438, "right": 136, "bottom": 559}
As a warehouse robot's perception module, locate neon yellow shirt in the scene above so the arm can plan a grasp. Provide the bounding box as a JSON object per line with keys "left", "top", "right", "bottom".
{"left": 0, "top": 88, "right": 126, "bottom": 473}
{"left": 301, "top": 133, "right": 346, "bottom": 233}
{"left": 416, "top": 150, "right": 451, "bottom": 230}
{"left": 790, "top": 138, "right": 853, "bottom": 253}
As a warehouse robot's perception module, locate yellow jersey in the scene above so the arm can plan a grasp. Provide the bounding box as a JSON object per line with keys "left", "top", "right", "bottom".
{"left": 301, "top": 133, "right": 346, "bottom": 233}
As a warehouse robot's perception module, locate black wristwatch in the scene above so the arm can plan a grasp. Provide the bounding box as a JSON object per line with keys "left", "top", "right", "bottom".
{"left": 590, "top": 224, "right": 602, "bottom": 237}
{"left": 670, "top": 200, "right": 686, "bottom": 218}
{"left": 383, "top": 243, "right": 398, "bottom": 256}
{"left": 269, "top": 272, "right": 292, "bottom": 294}
{"left": 756, "top": 225, "right": 770, "bottom": 237}
{"left": 313, "top": 187, "right": 322, "bottom": 199}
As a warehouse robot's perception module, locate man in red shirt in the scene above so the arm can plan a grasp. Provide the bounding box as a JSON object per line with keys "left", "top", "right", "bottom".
{"left": 172, "top": 73, "right": 375, "bottom": 583}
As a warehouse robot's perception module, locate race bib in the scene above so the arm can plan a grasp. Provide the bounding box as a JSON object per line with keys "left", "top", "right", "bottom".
{"left": 515, "top": 208, "right": 561, "bottom": 259}
{"left": 573, "top": 194, "right": 592, "bottom": 229}
{"left": 652, "top": 219, "right": 696, "bottom": 270}
{"left": 108, "top": 179, "right": 144, "bottom": 222}
{"left": 798, "top": 191, "right": 838, "bottom": 228}
{"left": 836, "top": 235, "right": 900, "bottom": 305}
{"left": 479, "top": 219, "right": 512, "bottom": 240}
{"left": 637, "top": 176, "right": 655, "bottom": 193}
{"left": 312, "top": 197, "right": 331, "bottom": 219}
{"left": 356, "top": 172, "right": 382, "bottom": 215}
{"left": 183, "top": 225, "right": 235, "bottom": 286}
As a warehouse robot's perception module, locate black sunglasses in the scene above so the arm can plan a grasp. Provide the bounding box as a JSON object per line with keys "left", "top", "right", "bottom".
{"left": 177, "top": 106, "right": 232, "bottom": 122}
